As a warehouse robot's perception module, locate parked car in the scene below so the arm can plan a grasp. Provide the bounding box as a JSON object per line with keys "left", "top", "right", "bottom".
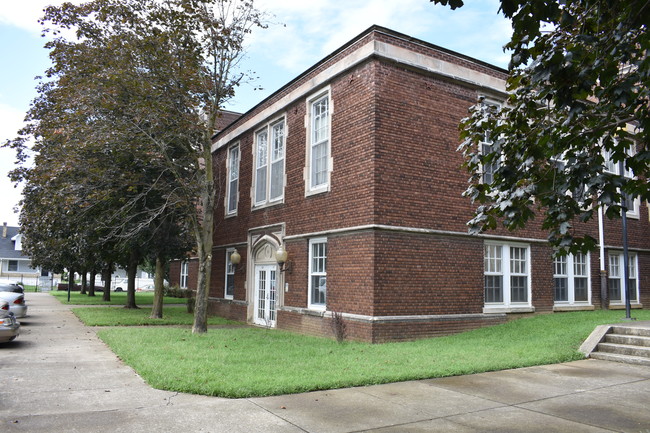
{"left": 0, "top": 300, "right": 20, "bottom": 343}
{"left": 0, "top": 283, "right": 28, "bottom": 318}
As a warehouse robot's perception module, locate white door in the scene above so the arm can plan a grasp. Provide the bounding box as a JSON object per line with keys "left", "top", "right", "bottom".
{"left": 254, "top": 265, "right": 277, "bottom": 327}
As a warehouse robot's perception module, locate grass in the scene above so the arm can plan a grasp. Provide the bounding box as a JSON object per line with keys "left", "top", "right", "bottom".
{"left": 96, "top": 309, "right": 650, "bottom": 398}
{"left": 72, "top": 306, "right": 242, "bottom": 326}
{"left": 50, "top": 290, "right": 185, "bottom": 305}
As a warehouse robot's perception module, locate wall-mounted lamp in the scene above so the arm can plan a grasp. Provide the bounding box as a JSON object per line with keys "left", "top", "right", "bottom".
{"left": 275, "top": 245, "right": 292, "bottom": 273}
{"left": 230, "top": 248, "right": 241, "bottom": 272}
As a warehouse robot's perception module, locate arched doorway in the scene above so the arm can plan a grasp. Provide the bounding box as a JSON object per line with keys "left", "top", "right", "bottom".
{"left": 251, "top": 238, "right": 280, "bottom": 327}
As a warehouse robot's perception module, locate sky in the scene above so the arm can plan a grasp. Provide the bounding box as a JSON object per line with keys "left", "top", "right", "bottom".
{"left": 0, "top": 0, "right": 511, "bottom": 227}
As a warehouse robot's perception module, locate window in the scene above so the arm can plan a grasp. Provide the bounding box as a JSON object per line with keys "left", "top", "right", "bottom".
{"left": 608, "top": 252, "right": 639, "bottom": 304}
{"left": 7, "top": 260, "right": 18, "bottom": 272}
{"left": 484, "top": 242, "right": 531, "bottom": 309}
{"left": 309, "top": 238, "right": 327, "bottom": 309}
{"left": 225, "top": 250, "right": 235, "bottom": 299}
{"left": 479, "top": 99, "right": 501, "bottom": 184}
{"left": 603, "top": 145, "right": 639, "bottom": 218}
{"left": 254, "top": 118, "right": 285, "bottom": 206}
{"left": 553, "top": 253, "right": 590, "bottom": 304}
{"left": 306, "top": 90, "right": 331, "bottom": 194}
{"left": 226, "top": 144, "right": 240, "bottom": 215}
{"left": 180, "top": 261, "right": 189, "bottom": 289}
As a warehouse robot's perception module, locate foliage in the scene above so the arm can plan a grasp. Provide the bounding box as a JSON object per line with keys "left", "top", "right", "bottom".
{"left": 97, "top": 309, "right": 650, "bottom": 398}
{"left": 164, "top": 285, "right": 192, "bottom": 298}
{"left": 72, "top": 305, "right": 240, "bottom": 326}
{"left": 5, "top": 0, "right": 264, "bottom": 321}
{"left": 431, "top": 0, "right": 649, "bottom": 253}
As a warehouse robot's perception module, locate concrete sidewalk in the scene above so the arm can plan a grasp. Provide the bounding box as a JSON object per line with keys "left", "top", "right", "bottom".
{"left": 1, "top": 293, "right": 649, "bottom": 432}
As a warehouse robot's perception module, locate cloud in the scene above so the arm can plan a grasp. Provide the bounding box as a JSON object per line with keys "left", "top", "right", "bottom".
{"left": 0, "top": 1, "right": 54, "bottom": 33}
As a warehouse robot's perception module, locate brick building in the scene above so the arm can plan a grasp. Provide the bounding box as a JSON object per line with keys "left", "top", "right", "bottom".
{"left": 170, "top": 26, "right": 649, "bottom": 342}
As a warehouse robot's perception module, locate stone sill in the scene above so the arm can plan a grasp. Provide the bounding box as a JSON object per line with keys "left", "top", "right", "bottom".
{"left": 483, "top": 306, "right": 535, "bottom": 314}
{"left": 553, "top": 305, "right": 596, "bottom": 312}
{"left": 608, "top": 303, "right": 643, "bottom": 310}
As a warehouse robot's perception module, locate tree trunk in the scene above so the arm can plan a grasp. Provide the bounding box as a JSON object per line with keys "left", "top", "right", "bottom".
{"left": 125, "top": 249, "right": 138, "bottom": 309}
{"left": 150, "top": 255, "right": 165, "bottom": 319}
{"left": 192, "top": 137, "right": 215, "bottom": 334}
{"left": 88, "top": 268, "right": 97, "bottom": 297}
{"left": 102, "top": 263, "right": 112, "bottom": 302}
{"left": 80, "top": 270, "right": 87, "bottom": 295}
{"left": 68, "top": 270, "right": 75, "bottom": 290}
{"left": 67, "top": 270, "right": 75, "bottom": 302}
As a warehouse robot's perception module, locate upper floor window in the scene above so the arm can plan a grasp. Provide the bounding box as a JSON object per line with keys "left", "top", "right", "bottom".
{"left": 226, "top": 143, "right": 240, "bottom": 215}
{"left": 180, "top": 261, "right": 189, "bottom": 289}
{"left": 603, "top": 144, "right": 639, "bottom": 218}
{"left": 553, "top": 253, "right": 590, "bottom": 305}
{"left": 309, "top": 238, "right": 327, "bottom": 309}
{"left": 479, "top": 99, "right": 502, "bottom": 185}
{"left": 306, "top": 90, "right": 332, "bottom": 195}
{"left": 254, "top": 118, "right": 285, "bottom": 206}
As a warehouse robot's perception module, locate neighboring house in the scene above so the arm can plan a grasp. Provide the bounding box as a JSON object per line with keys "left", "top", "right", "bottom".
{"left": 0, "top": 223, "right": 48, "bottom": 280}
{"left": 170, "top": 26, "right": 649, "bottom": 342}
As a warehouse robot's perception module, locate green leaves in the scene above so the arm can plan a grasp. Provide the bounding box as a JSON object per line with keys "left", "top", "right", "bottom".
{"left": 433, "top": 0, "right": 649, "bottom": 253}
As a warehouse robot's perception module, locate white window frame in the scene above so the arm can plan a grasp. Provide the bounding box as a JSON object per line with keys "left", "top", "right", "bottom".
{"left": 7, "top": 260, "right": 18, "bottom": 272}
{"left": 608, "top": 251, "right": 639, "bottom": 305}
{"left": 553, "top": 253, "right": 591, "bottom": 306}
{"left": 308, "top": 237, "right": 327, "bottom": 310}
{"left": 226, "top": 143, "right": 240, "bottom": 216}
{"left": 483, "top": 241, "right": 533, "bottom": 312}
{"left": 479, "top": 99, "right": 502, "bottom": 185}
{"left": 305, "top": 89, "right": 332, "bottom": 196}
{"left": 253, "top": 117, "right": 286, "bottom": 207}
{"left": 180, "top": 261, "right": 189, "bottom": 289}
{"left": 225, "top": 249, "right": 235, "bottom": 300}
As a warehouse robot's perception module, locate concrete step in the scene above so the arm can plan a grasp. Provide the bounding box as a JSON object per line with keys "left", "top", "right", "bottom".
{"left": 610, "top": 326, "right": 650, "bottom": 338}
{"left": 605, "top": 333, "right": 650, "bottom": 347}
{"left": 596, "top": 342, "right": 650, "bottom": 358}
{"left": 589, "top": 351, "right": 650, "bottom": 367}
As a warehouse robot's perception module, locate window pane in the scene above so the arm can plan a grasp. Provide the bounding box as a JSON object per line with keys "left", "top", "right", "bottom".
{"left": 255, "top": 166, "right": 267, "bottom": 203}
{"left": 573, "top": 253, "right": 587, "bottom": 276}
{"left": 608, "top": 278, "right": 621, "bottom": 302}
{"left": 553, "top": 256, "right": 567, "bottom": 276}
{"left": 311, "top": 276, "right": 326, "bottom": 305}
{"left": 484, "top": 245, "right": 502, "bottom": 273}
{"left": 270, "top": 160, "right": 284, "bottom": 200}
{"left": 256, "top": 131, "right": 268, "bottom": 203}
{"left": 574, "top": 277, "right": 588, "bottom": 301}
{"left": 554, "top": 277, "right": 568, "bottom": 301}
{"left": 510, "top": 276, "right": 528, "bottom": 302}
{"left": 510, "top": 247, "right": 527, "bottom": 274}
{"left": 484, "top": 275, "right": 503, "bottom": 303}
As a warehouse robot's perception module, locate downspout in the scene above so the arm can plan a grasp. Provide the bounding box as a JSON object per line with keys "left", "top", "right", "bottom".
{"left": 598, "top": 206, "right": 608, "bottom": 310}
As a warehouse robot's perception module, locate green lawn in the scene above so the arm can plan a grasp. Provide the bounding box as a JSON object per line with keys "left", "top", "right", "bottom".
{"left": 50, "top": 290, "right": 185, "bottom": 305}
{"left": 96, "top": 309, "right": 650, "bottom": 398}
{"left": 72, "top": 306, "right": 242, "bottom": 326}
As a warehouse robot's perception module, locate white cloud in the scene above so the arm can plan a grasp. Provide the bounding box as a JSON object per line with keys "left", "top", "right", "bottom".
{"left": 0, "top": 1, "right": 55, "bottom": 33}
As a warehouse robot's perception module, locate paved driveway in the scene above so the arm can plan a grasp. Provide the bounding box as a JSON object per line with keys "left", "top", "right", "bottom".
{"left": 2, "top": 293, "right": 650, "bottom": 432}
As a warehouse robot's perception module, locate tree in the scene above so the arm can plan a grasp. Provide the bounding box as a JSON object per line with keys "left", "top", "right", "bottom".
{"left": 29, "top": 0, "right": 265, "bottom": 331}
{"left": 431, "top": 0, "right": 649, "bottom": 253}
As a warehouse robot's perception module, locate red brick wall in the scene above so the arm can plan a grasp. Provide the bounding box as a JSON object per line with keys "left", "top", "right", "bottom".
{"left": 202, "top": 28, "right": 650, "bottom": 343}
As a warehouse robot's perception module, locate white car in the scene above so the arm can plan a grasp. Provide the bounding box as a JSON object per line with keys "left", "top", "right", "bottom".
{"left": 0, "top": 284, "right": 27, "bottom": 318}
{"left": 0, "top": 300, "right": 20, "bottom": 343}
